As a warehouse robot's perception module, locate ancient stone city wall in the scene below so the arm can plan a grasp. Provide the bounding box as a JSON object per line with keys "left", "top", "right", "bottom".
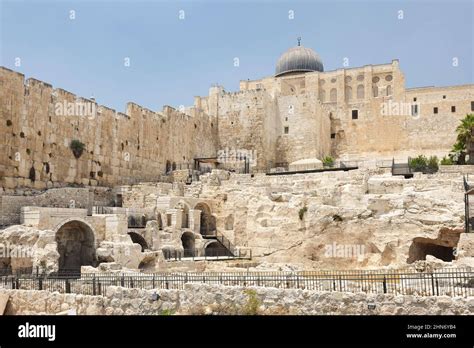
{"left": 1, "top": 284, "right": 472, "bottom": 315}
{"left": 0, "top": 67, "right": 218, "bottom": 190}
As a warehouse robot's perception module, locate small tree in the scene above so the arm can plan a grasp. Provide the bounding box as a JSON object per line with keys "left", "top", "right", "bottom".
{"left": 70, "top": 140, "right": 85, "bottom": 159}
{"left": 453, "top": 113, "right": 474, "bottom": 164}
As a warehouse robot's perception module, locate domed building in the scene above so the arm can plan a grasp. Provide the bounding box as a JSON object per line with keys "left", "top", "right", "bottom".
{"left": 200, "top": 39, "right": 472, "bottom": 173}
{"left": 275, "top": 40, "right": 324, "bottom": 77}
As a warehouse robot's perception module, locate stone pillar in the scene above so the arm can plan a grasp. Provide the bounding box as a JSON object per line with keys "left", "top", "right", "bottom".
{"left": 191, "top": 209, "right": 201, "bottom": 234}
{"left": 151, "top": 229, "right": 160, "bottom": 251}
{"left": 167, "top": 208, "right": 180, "bottom": 228}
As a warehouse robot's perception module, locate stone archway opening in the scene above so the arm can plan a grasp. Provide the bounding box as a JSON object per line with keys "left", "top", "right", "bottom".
{"left": 407, "top": 229, "right": 461, "bottom": 263}
{"left": 195, "top": 202, "right": 216, "bottom": 236}
{"left": 205, "top": 241, "right": 231, "bottom": 257}
{"left": 408, "top": 240, "right": 455, "bottom": 263}
{"left": 181, "top": 232, "right": 195, "bottom": 257}
{"left": 128, "top": 232, "right": 149, "bottom": 252}
{"left": 55, "top": 220, "right": 96, "bottom": 273}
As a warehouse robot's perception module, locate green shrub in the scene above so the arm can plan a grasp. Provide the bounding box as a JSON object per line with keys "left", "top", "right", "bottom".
{"left": 70, "top": 140, "right": 85, "bottom": 159}
{"left": 427, "top": 156, "right": 439, "bottom": 172}
{"left": 409, "top": 155, "right": 439, "bottom": 173}
{"left": 298, "top": 206, "right": 308, "bottom": 220}
{"left": 242, "top": 289, "right": 261, "bottom": 315}
{"left": 409, "top": 155, "right": 428, "bottom": 172}
{"left": 160, "top": 309, "right": 175, "bottom": 316}
{"left": 440, "top": 156, "right": 454, "bottom": 165}
{"left": 322, "top": 156, "right": 334, "bottom": 167}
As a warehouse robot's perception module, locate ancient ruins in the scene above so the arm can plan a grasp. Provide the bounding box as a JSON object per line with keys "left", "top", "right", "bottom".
{"left": 0, "top": 43, "right": 473, "bottom": 315}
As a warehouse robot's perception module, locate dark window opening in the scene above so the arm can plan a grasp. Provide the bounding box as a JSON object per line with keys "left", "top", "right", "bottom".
{"left": 471, "top": 101, "right": 474, "bottom": 111}
{"left": 352, "top": 110, "right": 359, "bottom": 119}
{"left": 331, "top": 133, "right": 336, "bottom": 139}
{"left": 451, "top": 106, "right": 456, "bottom": 113}
{"left": 413, "top": 97, "right": 417, "bottom": 102}
{"left": 29, "top": 167, "right": 36, "bottom": 182}
{"left": 284, "top": 126, "right": 289, "bottom": 134}
{"left": 434, "top": 107, "right": 438, "bottom": 114}
{"left": 443, "top": 95, "right": 446, "bottom": 99}
{"left": 116, "top": 194, "right": 123, "bottom": 207}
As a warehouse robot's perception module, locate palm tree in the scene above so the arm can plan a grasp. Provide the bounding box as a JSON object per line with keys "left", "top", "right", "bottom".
{"left": 453, "top": 114, "right": 474, "bottom": 164}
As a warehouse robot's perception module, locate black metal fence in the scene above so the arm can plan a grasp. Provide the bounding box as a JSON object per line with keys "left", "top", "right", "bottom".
{"left": 163, "top": 248, "right": 251, "bottom": 260}
{"left": 1, "top": 268, "right": 472, "bottom": 297}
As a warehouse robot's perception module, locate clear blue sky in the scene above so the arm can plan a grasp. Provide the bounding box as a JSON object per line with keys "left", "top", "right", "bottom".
{"left": 1, "top": 0, "right": 472, "bottom": 112}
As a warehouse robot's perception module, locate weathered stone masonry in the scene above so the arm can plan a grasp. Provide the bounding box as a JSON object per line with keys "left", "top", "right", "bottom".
{"left": 0, "top": 67, "right": 218, "bottom": 190}
{"left": 2, "top": 284, "right": 472, "bottom": 315}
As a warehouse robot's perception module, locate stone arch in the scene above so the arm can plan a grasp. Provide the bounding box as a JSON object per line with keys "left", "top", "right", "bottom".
{"left": 406, "top": 229, "right": 461, "bottom": 263}
{"left": 345, "top": 86, "right": 352, "bottom": 102}
{"left": 194, "top": 202, "right": 216, "bottom": 236}
{"left": 386, "top": 85, "right": 392, "bottom": 96}
{"left": 357, "top": 84, "right": 364, "bottom": 99}
{"left": 407, "top": 239, "right": 455, "bottom": 263}
{"left": 330, "top": 88, "right": 337, "bottom": 102}
{"left": 204, "top": 240, "right": 220, "bottom": 256}
{"left": 345, "top": 86, "right": 352, "bottom": 101}
{"left": 181, "top": 231, "right": 195, "bottom": 257}
{"left": 54, "top": 219, "right": 97, "bottom": 273}
{"left": 128, "top": 232, "right": 149, "bottom": 252}
{"left": 204, "top": 240, "right": 231, "bottom": 257}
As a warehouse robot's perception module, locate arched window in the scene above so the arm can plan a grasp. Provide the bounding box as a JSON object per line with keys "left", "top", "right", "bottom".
{"left": 357, "top": 85, "right": 364, "bottom": 99}
{"left": 330, "top": 88, "right": 337, "bottom": 102}
{"left": 386, "top": 85, "right": 392, "bottom": 96}
{"left": 345, "top": 86, "right": 352, "bottom": 102}
{"left": 373, "top": 86, "right": 378, "bottom": 97}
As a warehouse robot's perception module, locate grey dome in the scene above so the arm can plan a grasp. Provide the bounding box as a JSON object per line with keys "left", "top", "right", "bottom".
{"left": 275, "top": 45, "right": 324, "bottom": 77}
